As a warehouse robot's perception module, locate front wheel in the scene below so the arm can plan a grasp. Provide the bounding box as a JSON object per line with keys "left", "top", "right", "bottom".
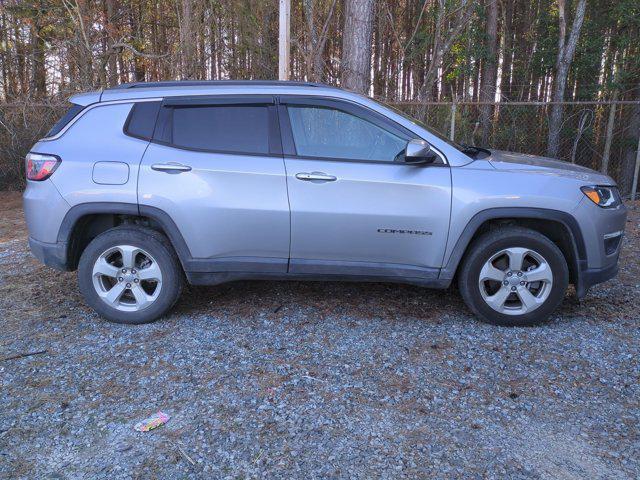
{"left": 78, "top": 226, "right": 183, "bottom": 324}
{"left": 458, "top": 227, "right": 569, "bottom": 326}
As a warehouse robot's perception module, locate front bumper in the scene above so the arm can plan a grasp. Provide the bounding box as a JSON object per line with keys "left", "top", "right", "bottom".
{"left": 575, "top": 262, "right": 619, "bottom": 298}
{"left": 572, "top": 198, "right": 627, "bottom": 298}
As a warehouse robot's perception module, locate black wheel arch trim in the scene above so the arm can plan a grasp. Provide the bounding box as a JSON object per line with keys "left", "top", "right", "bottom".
{"left": 439, "top": 207, "right": 587, "bottom": 289}
{"left": 56, "top": 204, "right": 596, "bottom": 297}
{"left": 57, "top": 202, "right": 194, "bottom": 270}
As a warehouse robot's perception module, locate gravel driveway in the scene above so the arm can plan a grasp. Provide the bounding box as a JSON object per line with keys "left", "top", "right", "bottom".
{"left": 1, "top": 191, "right": 638, "bottom": 479}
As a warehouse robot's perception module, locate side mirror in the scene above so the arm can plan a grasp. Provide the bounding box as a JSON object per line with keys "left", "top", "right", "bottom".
{"left": 404, "top": 139, "right": 436, "bottom": 164}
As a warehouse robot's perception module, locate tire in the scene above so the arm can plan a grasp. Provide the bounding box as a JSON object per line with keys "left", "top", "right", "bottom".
{"left": 77, "top": 226, "right": 183, "bottom": 324}
{"left": 458, "top": 226, "right": 568, "bottom": 327}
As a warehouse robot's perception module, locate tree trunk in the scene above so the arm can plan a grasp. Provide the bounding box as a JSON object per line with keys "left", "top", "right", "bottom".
{"left": 30, "top": 9, "right": 46, "bottom": 97}
{"left": 479, "top": 0, "right": 499, "bottom": 145}
{"left": 105, "top": 0, "right": 118, "bottom": 86}
{"left": 499, "top": 0, "right": 514, "bottom": 100}
{"left": 128, "top": 0, "right": 145, "bottom": 81}
{"left": 340, "top": 0, "right": 375, "bottom": 94}
{"left": 179, "top": 0, "right": 196, "bottom": 79}
{"left": 546, "top": 0, "right": 587, "bottom": 158}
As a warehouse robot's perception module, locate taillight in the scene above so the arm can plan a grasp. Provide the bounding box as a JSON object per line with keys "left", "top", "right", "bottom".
{"left": 25, "top": 153, "right": 61, "bottom": 181}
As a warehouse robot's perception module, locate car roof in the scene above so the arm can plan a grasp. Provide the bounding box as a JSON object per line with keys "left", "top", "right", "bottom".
{"left": 110, "top": 80, "right": 331, "bottom": 90}
{"left": 69, "top": 80, "right": 347, "bottom": 106}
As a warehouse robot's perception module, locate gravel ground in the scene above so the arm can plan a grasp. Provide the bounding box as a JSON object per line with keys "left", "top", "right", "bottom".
{"left": 1, "top": 191, "right": 639, "bottom": 479}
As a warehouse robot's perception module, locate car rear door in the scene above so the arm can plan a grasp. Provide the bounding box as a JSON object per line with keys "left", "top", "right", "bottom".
{"left": 278, "top": 96, "right": 452, "bottom": 281}
{"left": 137, "top": 95, "right": 290, "bottom": 274}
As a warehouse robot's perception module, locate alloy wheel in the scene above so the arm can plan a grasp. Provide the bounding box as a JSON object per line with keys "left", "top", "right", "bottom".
{"left": 478, "top": 247, "right": 553, "bottom": 316}
{"left": 91, "top": 245, "right": 163, "bottom": 312}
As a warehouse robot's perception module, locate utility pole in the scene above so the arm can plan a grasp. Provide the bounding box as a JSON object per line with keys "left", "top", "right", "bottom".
{"left": 278, "top": 0, "right": 291, "bottom": 80}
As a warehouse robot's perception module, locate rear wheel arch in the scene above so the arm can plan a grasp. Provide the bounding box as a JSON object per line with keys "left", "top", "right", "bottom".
{"left": 58, "top": 202, "right": 191, "bottom": 270}
{"left": 442, "top": 208, "right": 585, "bottom": 286}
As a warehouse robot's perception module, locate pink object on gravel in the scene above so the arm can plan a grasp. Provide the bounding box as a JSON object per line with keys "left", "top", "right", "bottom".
{"left": 134, "top": 411, "right": 170, "bottom": 432}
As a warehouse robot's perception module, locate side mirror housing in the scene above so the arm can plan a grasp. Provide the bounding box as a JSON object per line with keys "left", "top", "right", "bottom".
{"left": 404, "top": 139, "right": 437, "bottom": 164}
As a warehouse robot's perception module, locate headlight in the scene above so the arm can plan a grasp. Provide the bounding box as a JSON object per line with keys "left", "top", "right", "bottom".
{"left": 580, "top": 185, "right": 621, "bottom": 208}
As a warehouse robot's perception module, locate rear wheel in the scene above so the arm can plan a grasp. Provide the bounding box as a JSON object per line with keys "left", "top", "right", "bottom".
{"left": 78, "top": 226, "right": 183, "bottom": 324}
{"left": 458, "top": 227, "right": 568, "bottom": 326}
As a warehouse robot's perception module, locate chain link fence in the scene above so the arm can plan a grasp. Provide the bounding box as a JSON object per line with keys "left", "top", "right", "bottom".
{"left": 1, "top": 100, "right": 639, "bottom": 198}
{"left": 391, "top": 100, "right": 640, "bottom": 199}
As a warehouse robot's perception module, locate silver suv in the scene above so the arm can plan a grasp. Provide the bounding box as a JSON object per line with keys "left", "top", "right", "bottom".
{"left": 24, "top": 81, "right": 627, "bottom": 326}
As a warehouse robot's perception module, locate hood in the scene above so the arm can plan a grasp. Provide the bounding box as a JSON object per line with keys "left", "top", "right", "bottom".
{"left": 487, "top": 149, "right": 615, "bottom": 185}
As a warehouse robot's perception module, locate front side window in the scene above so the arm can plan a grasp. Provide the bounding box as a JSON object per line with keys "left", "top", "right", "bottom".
{"left": 287, "top": 106, "right": 408, "bottom": 162}
{"left": 169, "top": 105, "right": 270, "bottom": 154}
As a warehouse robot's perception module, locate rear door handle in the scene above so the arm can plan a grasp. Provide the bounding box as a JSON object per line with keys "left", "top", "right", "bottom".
{"left": 295, "top": 172, "right": 337, "bottom": 182}
{"left": 151, "top": 163, "right": 192, "bottom": 173}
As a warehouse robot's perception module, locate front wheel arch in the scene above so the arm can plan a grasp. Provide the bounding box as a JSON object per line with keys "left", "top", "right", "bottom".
{"left": 441, "top": 208, "right": 585, "bottom": 287}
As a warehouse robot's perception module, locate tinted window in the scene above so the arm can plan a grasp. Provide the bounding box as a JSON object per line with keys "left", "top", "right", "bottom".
{"left": 125, "top": 102, "right": 161, "bottom": 140}
{"left": 287, "top": 106, "right": 407, "bottom": 162}
{"left": 46, "top": 103, "right": 84, "bottom": 137}
{"left": 170, "top": 105, "right": 269, "bottom": 154}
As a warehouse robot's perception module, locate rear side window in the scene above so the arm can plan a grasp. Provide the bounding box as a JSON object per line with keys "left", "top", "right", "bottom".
{"left": 124, "top": 101, "right": 161, "bottom": 140}
{"left": 165, "top": 105, "right": 270, "bottom": 154}
{"left": 46, "top": 103, "right": 84, "bottom": 137}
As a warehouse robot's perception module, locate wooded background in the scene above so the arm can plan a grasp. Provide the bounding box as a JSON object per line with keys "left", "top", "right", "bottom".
{"left": 0, "top": 0, "right": 639, "bottom": 193}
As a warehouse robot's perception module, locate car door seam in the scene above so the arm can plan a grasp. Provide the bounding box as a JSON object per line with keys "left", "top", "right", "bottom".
{"left": 275, "top": 97, "right": 294, "bottom": 272}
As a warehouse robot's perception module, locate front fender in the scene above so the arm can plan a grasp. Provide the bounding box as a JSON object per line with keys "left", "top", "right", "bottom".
{"left": 438, "top": 207, "right": 586, "bottom": 289}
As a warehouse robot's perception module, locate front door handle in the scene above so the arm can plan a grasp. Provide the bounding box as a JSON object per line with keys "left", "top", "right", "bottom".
{"left": 151, "top": 163, "right": 192, "bottom": 173}
{"left": 295, "top": 172, "right": 337, "bottom": 182}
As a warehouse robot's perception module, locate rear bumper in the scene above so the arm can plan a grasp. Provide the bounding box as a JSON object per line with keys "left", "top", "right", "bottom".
{"left": 28, "top": 237, "right": 70, "bottom": 271}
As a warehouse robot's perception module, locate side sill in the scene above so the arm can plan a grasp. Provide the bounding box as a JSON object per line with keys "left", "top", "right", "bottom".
{"left": 289, "top": 258, "right": 440, "bottom": 279}
{"left": 186, "top": 271, "right": 451, "bottom": 288}
{"left": 183, "top": 257, "right": 288, "bottom": 273}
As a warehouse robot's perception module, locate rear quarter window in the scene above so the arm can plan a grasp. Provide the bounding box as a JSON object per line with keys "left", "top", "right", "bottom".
{"left": 46, "top": 103, "right": 85, "bottom": 137}
{"left": 124, "top": 101, "right": 161, "bottom": 140}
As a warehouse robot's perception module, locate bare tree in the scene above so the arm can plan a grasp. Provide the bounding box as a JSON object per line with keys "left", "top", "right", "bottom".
{"left": 104, "top": 0, "right": 118, "bottom": 86}
{"left": 178, "top": 0, "right": 196, "bottom": 79}
{"left": 546, "top": 0, "right": 587, "bottom": 158}
{"left": 301, "top": 0, "right": 337, "bottom": 82}
{"left": 62, "top": 0, "right": 95, "bottom": 88}
{"left": 479, "top": 0, "right": 499, "bottom": 145}
{"left": 418, "top": 0, "right": 475, "bottom": 103}
{"left": 341, "top": 0, "right": 375, "bottom": 94}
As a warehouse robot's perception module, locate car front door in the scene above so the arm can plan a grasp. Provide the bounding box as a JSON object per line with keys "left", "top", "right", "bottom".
{"left": 138, "top": 96, "right": 290, "bottom": 274}
{"left": 279, "top": 96, "right": 452, "bottom": 281}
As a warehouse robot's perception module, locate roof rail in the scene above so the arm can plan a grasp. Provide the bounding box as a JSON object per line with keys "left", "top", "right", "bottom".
{"left": 109, "top": 80, "right": 333, "bottom": 90}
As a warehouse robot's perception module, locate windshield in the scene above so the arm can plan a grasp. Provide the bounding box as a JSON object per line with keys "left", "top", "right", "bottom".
{"left": 380, "top": 101, "right": 462, "bottom": 148}
{"left": 380, "top": 101, "right": 491, "bottom": 159}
